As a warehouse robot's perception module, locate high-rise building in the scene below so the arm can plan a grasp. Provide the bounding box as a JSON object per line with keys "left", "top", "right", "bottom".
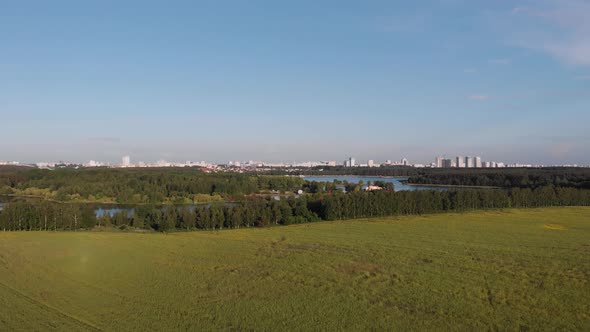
{"left": 435, "top": 156, "right": 443, "bottom": 168}
{"left": 442, "top": 159, "right": 453, "bottom": 168}
{"left": 465, "top": 156, "right": 474, "bottom": 168}
{"left": 475, "top": 156, "right": 482, "bottom": 168}
{"left": 349, "top": 157, "right": 356, "bottom": 167}
{"left": 367, "top": 160, "right": 374, "bottom": 167}
{"left": 122, "top": 155, "right": 131, "bottom": 167}
{"left": 456, "top": 156, "right": 465, "bottom": 168}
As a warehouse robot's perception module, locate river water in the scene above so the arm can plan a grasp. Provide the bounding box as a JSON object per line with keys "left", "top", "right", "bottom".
{"left": 302, "top": 176, "right": 456, "bottom": 192}
{"left": 0, "top": 198, "right": 235, "bottom": 218}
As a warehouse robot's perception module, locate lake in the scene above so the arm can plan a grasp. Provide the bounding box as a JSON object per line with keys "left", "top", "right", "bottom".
{"left": 303, "top": 176, "right": 457, "bottom": 192}
{"left": 0, "top": 197, "right": 236, "bottom": 218}
{"left": 94, "top": 202, "right": 240, "bottom": 218}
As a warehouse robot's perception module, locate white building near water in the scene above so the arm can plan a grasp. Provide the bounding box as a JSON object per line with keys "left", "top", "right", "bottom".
{"left": 344, "top": 157, "right": 356, "bottom": 167}
{"left": 365, "top": 185, "right": 383, "bottom": 191}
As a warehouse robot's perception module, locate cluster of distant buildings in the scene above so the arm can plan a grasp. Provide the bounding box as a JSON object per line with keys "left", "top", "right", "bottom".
{"left": 433, "top": 156, "right": 558, "bottom": 168}
{"left": 227, "top": 160, "right": 331, "bottom": 168}
{"left": 79, "top": 156, "right": 420, "bottom": 170}
{"left": 341, "top": 157, "right": 420, "bottom": 168}
{"left": 0, "top": 161, "right": 21, "bottom": 166}
{"left": 115, "top": 156, "right": 218, "bottom": 170}
{"left": 435, "top": 156, "right": 493, "bottom": 168}
{"left": 25, "top": 157, "right": 221, "bottom": 170}
{"left": 2, "top": 155, "right": 588, "bottom": 171}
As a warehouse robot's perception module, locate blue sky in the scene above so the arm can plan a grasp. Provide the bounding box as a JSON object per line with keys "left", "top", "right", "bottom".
{"left": 1, "top": 0, "right": 589, "bottom": 164}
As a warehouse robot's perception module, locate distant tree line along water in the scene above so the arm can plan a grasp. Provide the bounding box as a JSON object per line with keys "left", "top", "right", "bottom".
{"left": 0, "top": 167, "right": 306, "bottom": 204}
{"left": 2, "top": 187, "right": 589, "bottom": 232}
{"left": 407, "top": 168, "right": 590, "bottom": 189}
{"left": 264, "top": 166, "right": 419, "bottom": 177}
{"left": 264, "top": 166, "right": 590, "bottom": 187}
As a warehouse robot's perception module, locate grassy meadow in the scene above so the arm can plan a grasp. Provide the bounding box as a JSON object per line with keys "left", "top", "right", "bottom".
{"left": 0, "top": 207, "right": 589, "bottom": 331}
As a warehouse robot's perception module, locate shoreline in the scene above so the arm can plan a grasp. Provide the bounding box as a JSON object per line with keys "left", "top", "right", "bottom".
{"left": 301, "top": 175, "right": 408, "bottom": 179}
{"left": 299, "top": 175, "right": 502, "bottom": 189}
{"left": 0, "top": 194, "right": 230, "bottom": 206}
{"left": 403, "top": 183, "right": 501, "bottom": 189}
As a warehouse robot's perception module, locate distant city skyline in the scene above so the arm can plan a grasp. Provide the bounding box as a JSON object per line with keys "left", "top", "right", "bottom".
{"left": 3, "top": 153, "right": 587, "bottom": 169}
{"left": 1, "top": 148, "right": 589, "bottom": 167}
{"left": 1, "top": 1, "right": 589, "bottom": 164}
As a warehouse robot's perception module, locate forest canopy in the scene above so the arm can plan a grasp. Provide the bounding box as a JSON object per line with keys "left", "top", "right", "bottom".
{"left": 1, "top": 186, "right": 589, "bottom": 232}
{"left": 406, "top": 168, "right": 590, "bottom": 189}
{"left": 0, "top": 167, "right": 305, "bottom": 204}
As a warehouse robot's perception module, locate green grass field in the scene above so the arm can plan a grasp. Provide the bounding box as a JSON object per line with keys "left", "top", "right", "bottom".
{"left": 1, "top": 207, "right": 589, "bottom": 331}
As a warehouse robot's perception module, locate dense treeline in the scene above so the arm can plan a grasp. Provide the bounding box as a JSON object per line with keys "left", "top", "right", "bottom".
{"left": 0, "top": 201, "right": 97, "bottom": 231}
{"left": 407, "top": 168, "right": 590, "bottom": 189}
{"left": 317, "top": 187, "right": 590, "bottom": 220}
{"left": 0, "top": 166, "right": 30, "bottom": 190}
{"left": 0, "top": 167, "right": 305, "bottom": 204}
{"left": 265, "top": 166, "right": 590, "bottom": 189}
{"left": 0, "top": 198, "right": 319, "bottom": 231}
{"left": 264, "top": 166, "right": 419, "bottom": 177}
{"left": 2, "top": 186, "right": 589, "bottom": 231}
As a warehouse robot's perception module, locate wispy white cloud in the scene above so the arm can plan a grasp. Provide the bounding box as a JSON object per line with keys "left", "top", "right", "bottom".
{"left": 498, "top": 0, "right": 590, "bottom": 66}
{"left": 469, "top": 95, "right": 491, "bottom": 101}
